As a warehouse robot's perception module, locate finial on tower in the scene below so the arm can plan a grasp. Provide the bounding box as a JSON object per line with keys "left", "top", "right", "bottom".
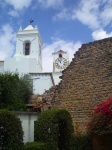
{"left": 29, "top": 18, "right": 34, "bottom": 25}
{"left": 19, "top": 26, "right": 22, "bottom": 31}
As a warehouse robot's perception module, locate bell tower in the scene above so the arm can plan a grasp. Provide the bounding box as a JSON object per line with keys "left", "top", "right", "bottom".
{"left": 14, "top": 22, "right": 42, "bottom": 73}
{"left": 4, "top": 21, "right": 43, "bottom": 74}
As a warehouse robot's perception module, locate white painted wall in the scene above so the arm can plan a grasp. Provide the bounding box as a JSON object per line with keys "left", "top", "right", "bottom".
{"left": 30, "top": 73, "right": 54, "bottom": 94}
{"left": 52, "top": 72, "right": 62, "bottom": 85}
{"left": 4, "top": 57, "right": 42, "bottom": 74}
{"left": 16, "top": 112, "right": 38, "bottom": 143}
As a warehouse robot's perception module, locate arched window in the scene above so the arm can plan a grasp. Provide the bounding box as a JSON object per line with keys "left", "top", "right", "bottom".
{"left": 59, "top": 53, "right": 62, "bottom": 58}
{"left": 25, "top": 42, "right": 30, "bottom": 55}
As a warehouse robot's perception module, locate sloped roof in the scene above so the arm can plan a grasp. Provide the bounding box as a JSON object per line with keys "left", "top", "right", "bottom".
{"left": 52, "top": 50, "right": 67, "bottom": 54}
{"left": 58, "top": 50, "right": 64, "bottom": 53}
{"left": 24, "top": 25, "right": 35, "bottom": 31}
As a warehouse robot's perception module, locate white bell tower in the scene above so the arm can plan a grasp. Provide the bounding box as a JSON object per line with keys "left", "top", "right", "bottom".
{"left": 4, "top": 22, "right": 43, "bottom": 74}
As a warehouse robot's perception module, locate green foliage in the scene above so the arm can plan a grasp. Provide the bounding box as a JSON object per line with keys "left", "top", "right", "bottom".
{"left": 72, "top": 134, "right": 92, "bottom": 150}
{"left": 34, "top": 109, "right": 74, "bottom": 150}
{"left": 0, "top": 109, "right": 24, "bottom": 150}
{"left": 18, "top": 74, "right": 33, "bottom": 104}
{"left": 24, "top": 142, "right": 57, "bottom": 150}
{"left": 0, "top": 72, "right": 33, "bottom": 111}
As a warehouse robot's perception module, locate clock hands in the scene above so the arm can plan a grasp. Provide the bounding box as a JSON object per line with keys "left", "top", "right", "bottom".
{"left": 58, "top": 58, "right": 62, "bottom": 63}
{"left": 59, "top": 59, "right": 61, "bottom": 63}
{"left": 55, "top": 57, "right": 67, "bottom": 69}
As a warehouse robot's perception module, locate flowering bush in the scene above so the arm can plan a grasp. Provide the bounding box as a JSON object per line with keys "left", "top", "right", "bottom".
{"left": 88, "top": 98, "right": 112, "bottom": 135}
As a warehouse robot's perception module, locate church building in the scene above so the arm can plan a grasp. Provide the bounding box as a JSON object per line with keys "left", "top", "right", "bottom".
{"left": 0, "top": 22, "right": 69, "bottom": 95}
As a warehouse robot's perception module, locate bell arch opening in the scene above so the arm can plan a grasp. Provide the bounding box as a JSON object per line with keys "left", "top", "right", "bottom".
{"left": 24, "top": 41, "right": 30, "bottom": 55}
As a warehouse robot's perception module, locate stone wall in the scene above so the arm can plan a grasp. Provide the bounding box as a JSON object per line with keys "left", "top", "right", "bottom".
{"left": 43, "top": 37, "right": 112, "bottom": 133}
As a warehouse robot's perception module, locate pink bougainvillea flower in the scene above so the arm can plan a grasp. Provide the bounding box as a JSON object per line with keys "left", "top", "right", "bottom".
{"left": 87, "top": 98, "right": 112, "bottom": 135}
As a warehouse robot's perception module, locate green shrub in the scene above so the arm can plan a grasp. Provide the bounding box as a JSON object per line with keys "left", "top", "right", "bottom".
{"left": 0, "top": 109, "right": 24, "bottom": 150}
{"left": 0, "top": 72, "right": 33, "bottom": 111}
{"left": 24, "top": 142, "right": 56, "bottom": 150}
{"left": 73, "top": 134, "right": 92, "bottom": 150}
{"left": 34, "top": 109, "right": 74, "bottom": 150}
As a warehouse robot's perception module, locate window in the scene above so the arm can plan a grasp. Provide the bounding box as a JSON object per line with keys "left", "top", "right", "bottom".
{"left": 25, "top": 42, "right": 30, "bottom": 55}
{"left": 59, "top": 53, "right": 62, "bottom": 58}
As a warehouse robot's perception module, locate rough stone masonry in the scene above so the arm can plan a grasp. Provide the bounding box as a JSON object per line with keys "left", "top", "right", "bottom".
{"left": 43, "top": 37, "right": 112, "bottom": 133}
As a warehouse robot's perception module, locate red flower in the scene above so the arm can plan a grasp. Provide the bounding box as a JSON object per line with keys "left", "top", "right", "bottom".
{"left": 87, "top": 98, "right": 112, "bottom": 135}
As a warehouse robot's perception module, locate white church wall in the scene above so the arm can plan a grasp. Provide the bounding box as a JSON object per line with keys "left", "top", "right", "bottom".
{"left": 30, "top": 39, "right": 39, "bottom": 56}
{"left": 4, "top": 58, "right": 28, "bottom": 74}
{"left": 52, "top": 72, "right": 62, "bottom": 85}
{"left": 4, "top": 58, "right": 17, "bottom": 72}
{"left": 16, "top": 112, "right": 38, "bottom": 143}
{"left": 4, "top": 57, "right": 40, "bottom": 74}
{"left": 30, "top": 73, "right": 54, "bottom": 95}
{"left": 29, "top": 58, "right": 41, "bottom": 73}
{"left": 16, "top": 59, "right": 29, "bottom": 74}
{"left": 15, "top": 39, "right": 24, "bottom": 56}
{"left": 30, "top": 38, "right": 42, "bottom": 72}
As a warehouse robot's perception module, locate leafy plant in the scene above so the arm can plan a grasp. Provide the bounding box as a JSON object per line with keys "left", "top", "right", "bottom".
{"left": 0, "top": 72, "right": 33, "bottom": 111}
{"left": 72, "top": 134, "right": 92, "bottom": 150}
{"left": 34, "top": 109, "right": 74, "bottom": 150}
{"left": 0, "top": 109, "right": 24, "bottom": 150}
{"left": 87, "top": 98, "right": 112, "bottom": 135}
{"left": 18, "top": 74, "right": 33, "bottom": 104}
{"left": 24, "top": 142, "right": 56, "bottom": 150}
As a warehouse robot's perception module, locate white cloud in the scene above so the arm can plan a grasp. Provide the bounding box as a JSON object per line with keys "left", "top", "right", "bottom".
{"left": 72, "top": 0, "right": 101, "bottom": 29}
{"left": 0, "top": 24, "right": 16, "bottom": 60}
{"left": 53, "top": 8, "right": 71, "bottom": 21}
{"left": 8, "top": 10, "right": 19, "bottom": 17}
{"left": 53, "top": 0, "right": 112, "bottom": 30}
{"left": 5, "top": 0, "right": 32, "bottom": 10}
{"left": 92, "top": 29, "right": 112, "bottom": 40}
{"left": 100, "top": 0, "right": 112, "bottom": 27}
{"left": 53, "top": 0, "right": 101, "bottom": 28}
{"left": 4, "top": 0, "right": 33, "bottom": 17}
{"left": 42, "top": 39, "right": 81, "bottom": 72}
{"left": 5, "top": 0, "right": 63, "bottom": 17}
{"left": 73, "top": 0, "right": 112, "bottom": 30}
{"left": 38, "top": 0, "right": 63, "bottom": 8}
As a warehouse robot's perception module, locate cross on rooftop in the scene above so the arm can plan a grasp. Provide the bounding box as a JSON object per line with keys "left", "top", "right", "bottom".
{"left": 29, "top": 18, "right": 34, "bottom": 25}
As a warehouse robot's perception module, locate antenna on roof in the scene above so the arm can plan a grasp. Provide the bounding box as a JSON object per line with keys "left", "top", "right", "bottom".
{"left": 29, "top": 18, "right": 34, "bottom": 25}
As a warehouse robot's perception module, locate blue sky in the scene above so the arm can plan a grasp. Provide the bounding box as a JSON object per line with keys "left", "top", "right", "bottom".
{"left": 0, "top": 0, "right": 112, "bottom": 71}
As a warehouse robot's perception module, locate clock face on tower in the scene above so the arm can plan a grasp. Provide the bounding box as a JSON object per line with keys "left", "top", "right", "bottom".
{"left": 55, "top": 57, "right": 67, "bottom": 69}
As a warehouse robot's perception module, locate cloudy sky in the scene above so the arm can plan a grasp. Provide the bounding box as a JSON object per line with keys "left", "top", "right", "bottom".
{"left": 0, "top": 0, "right": 112, "bottom": 72}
